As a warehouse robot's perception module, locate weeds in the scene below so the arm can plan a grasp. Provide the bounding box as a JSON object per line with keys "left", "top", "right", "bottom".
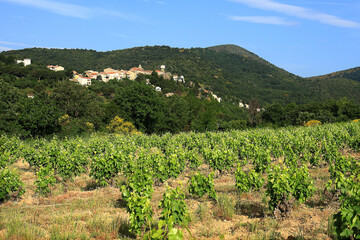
{"left": 194, "top": 202, "right": 210, "bottom": 222}
{"left": 215, "top": 194, "right": 235, "bottom": 220}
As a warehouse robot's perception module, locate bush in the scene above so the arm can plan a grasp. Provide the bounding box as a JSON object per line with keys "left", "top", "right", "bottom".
{"left": 333, "top": 177, "right": 360, "bottom": 239}
{"left": 304, "top": 120, "right": 322, "bottom": 127}
{"left": 188, "top": 172, "right": 217, "bottom": 200}
{"left": 266, "top": 164, "right": 292, "bottom": 211}
{"left": 0, "top": 168, "right": 25, "bottom": 202}
{"left": 107, "top": 116, "right": 141, "bottom": 135}
{"left": 235, "top": 167, "right": 264, "bottom": 193}
{"left": 34, "top": 166, "right": 56, "bottom": 196}
{"left": 159, "top": 186, "right": 190, "bottom": 228}
{"left": 290, "top": 166, "right": 315, "bottom": 204}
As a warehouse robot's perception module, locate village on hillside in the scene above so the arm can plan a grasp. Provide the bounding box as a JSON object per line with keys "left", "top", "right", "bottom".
{"left": 70, "top": 65, "right": 185, "bottom": 87}
{"left": 17, "top": 58, "right": 229, "bottom": 104}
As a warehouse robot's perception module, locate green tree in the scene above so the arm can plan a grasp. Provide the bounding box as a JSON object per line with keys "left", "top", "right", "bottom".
{"left": 108, "top": 82, "right": 166, "bottom": 134}
{"left": 166, "top": 96, "right": 190, "bottom": 132}
{"left": 16, "top": 93, "right": 61, "bottom": 137}
{"left": 50, "top": 81, "right": 105, "bottom": 129}
{"left": 0, "top": 79, "right": 23, "bottom": 134}
{"left": 262, "top": 103, "right": 284, "bottom": 126}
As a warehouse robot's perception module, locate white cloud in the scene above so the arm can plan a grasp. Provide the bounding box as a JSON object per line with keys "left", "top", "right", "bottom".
{"left": 229, "top": 0, "right": 360, "bottom": 28}
{"left": 0, "top": 46, "right": 14, "bottom": 52}
{"left": 229, "top": 15, "right": 295, "bottom": 25}
{"left": 302, "top": 1, "right": 356, "bottom": 7}
{"left": 0, "top": 41, "right": 32, "bottom": 47}
{"left": 0, "top": 0, "right": 137, "bottom": 20}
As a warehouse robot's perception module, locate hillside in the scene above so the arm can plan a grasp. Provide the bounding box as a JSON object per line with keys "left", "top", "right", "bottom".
{"left": 207, "top": 44, "right": 271, "bottom": 66}
{"left": 310, "top": 66, "right": 360, "bottom": 82}
{"left": 2, "top": 45, "right": 360, "bottom": 105}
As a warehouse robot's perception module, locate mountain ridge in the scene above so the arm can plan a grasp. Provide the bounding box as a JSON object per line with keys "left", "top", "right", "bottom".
{"left": 309, "top": 66, "right": 360, "bottom": 82}
{"left": 2, "top": 44, "right": 360, "bottom": 105}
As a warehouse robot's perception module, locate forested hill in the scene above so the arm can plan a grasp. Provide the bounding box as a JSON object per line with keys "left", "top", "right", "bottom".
{"left": 207, "top": 44, "right": 271, "bottom": 66}
{"left": 309, "top": 66, "right": 360, "bottom": 82}
{"left": 3, "top": 45, "right": 360, "bottom": 105}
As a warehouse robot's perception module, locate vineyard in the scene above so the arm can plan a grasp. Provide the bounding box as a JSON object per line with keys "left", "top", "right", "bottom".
{"left": 1, "top": 122, "right": 360, "bottom": 239}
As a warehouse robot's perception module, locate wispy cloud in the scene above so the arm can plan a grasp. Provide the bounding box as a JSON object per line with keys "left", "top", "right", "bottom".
{"left": 229, "top": 0, "right": 360, "bottom": 28}
{"left": 229, "top": 15, "right": 295, "bottom": 25}
{"left": 301, "top": 1, "right": 357, "bottom": 7}
{"left": 0, "top": 46, "right": 14, "bottom": 52}
{"left": 0, "top": 0, "right": 137, "bottom": 20}
{"left": 0, "top": 41, "right": 32, "bottom": 47}
{"left": 0, "top": 40, "right": 68, "bottom": 50}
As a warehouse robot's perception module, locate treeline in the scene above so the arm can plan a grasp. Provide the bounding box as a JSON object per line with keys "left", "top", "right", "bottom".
{"left": 0, "top": 78, "right": 250, "bottom": 137}
{"left": 262, "top": 100, "right": 360, "bottom": 127}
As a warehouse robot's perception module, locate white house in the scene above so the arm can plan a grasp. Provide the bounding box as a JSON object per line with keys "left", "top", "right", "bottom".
{"left": 47, "top": 65, "right": 64, "bottom": 71}
{"left": 155, "top": 86, "right": 162, "bottom": 92}
{"left": 116, "top": 70, "right": 128, "bottom": 79}
{"left": 16, "top": 58, "right": 31, "bottom": 66}
{"left": 77, "top": 76, "right": 92, "bottom": 86}
{"left": 89, "top": 72, "right": 99, "bottom": 79}
{"left": 106, "top": 72, "right": 120, "bottom": 80}
{"left": 178, "top": 75, "right": 185, "bottom": 83}
{"left": 211, "top": 93, "right": 221, "bottom": 103}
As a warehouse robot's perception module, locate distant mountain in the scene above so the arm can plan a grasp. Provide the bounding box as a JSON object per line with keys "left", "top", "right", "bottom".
{"left": 310, "top": 66, "right": 360, "bottom": 82}
{"left": 2, "top": 45, "right": 360, "bottom": 105}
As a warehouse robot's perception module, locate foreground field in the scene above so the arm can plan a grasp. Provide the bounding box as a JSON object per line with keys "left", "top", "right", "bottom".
{"left": 1, "top": 122, "right": 360, "bottom": 239}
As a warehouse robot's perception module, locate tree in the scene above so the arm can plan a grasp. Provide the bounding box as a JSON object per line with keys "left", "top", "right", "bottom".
{"left": 248, "top": 99, "right": 261, "bottom": 126}
{"left": 108, "top": 82, "right": 166, "bottom": 134}
{"left": 50, "top": 81, "right": 105, "bottom": 129}
{"left": 166, "top": 96, "right": 190, "bottom": 132}
{"left": 16, "top": 93, "right": 61, "bottom": 137}
{"left": 0, "top": 79, "right": 23, "bottom": 134}
{"left": 262, "top": 103, "right": 284, "bottom": 126}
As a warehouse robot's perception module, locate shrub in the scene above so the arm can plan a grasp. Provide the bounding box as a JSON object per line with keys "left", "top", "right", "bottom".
{"left": 34, "top": 166, "right": 56, "bottom": 196}
{"left": 266, "top": 164, "right": 292, "bottom": 211}
{"left": 188, "top": 172, "right": 217, "bottom": 200}
{"left": 107, "top": 116, "right": 141, "bottom": 135}
{"left": 290, "top": 166, "right": 315, "bottom": 204}
{"left": 235, "top": 167, "right": 264, "bottom": 193}
{"left": 304, "top": 120, "right": 322, "bottom": 127}
{"left": 0, "top": 168, "right": 24, "bottom": 202}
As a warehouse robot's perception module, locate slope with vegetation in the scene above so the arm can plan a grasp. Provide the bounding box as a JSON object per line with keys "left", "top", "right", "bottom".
{"left": 1, "top": 51, "right": 360, "bottom": 137}
{"left": 0, "top": 54, "right": 250, "bottom": 137}
{"left": 3, "top": 45, "right": 360, "bottom": 105}
{"left": 310, "top": 66, "right": 360, "bottom": 82}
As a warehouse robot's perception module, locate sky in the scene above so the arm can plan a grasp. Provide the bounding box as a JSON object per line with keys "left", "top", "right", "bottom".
{"left": 0, "top": 0, "right": 359, "bottom": 77}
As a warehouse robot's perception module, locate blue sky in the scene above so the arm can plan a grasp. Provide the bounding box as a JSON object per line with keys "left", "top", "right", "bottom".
{"left": 0, "top": 0, "right": 359, "bottom": 77}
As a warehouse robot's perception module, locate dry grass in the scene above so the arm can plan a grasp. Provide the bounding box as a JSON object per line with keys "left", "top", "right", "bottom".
{"left": 0, "top": 157, "right": 346, "bottom": 240}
